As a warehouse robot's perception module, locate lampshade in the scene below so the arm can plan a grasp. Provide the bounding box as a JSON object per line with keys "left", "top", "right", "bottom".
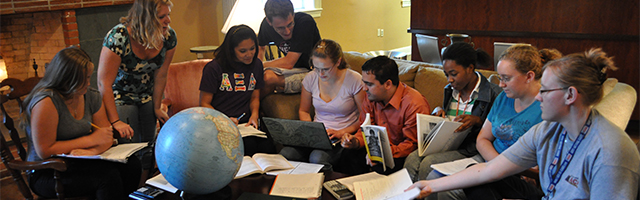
{"left": 0, "top": 57, "right": 7, "bottom": 81}
{"left": 221, "top": 0, "right": 266, "bottom": 34}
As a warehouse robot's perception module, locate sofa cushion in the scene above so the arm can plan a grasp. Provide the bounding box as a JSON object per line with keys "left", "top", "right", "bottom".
{"left": 344, "top": 51, "right": 372, "bottom": 74}
{"left": 414, "top": 66, "right": 448, "bottom": 110}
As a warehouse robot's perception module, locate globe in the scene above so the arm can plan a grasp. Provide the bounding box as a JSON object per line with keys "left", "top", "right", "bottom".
{"left": 155, "top": 107, "right": 244, "bottom": 194}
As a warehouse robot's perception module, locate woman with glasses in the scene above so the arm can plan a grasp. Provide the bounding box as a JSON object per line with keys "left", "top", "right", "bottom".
{"left": 279, "top": 39, "right": 365, "bottom": 171}
{"left": 420, "top": 44, "right": 561, "bottom": 200}
{"left": 410, "top": 48, "right": 639, "bottom": 200}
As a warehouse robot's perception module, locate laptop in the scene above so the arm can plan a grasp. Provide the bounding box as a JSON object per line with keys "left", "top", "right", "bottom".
{"left": 415, "top": 34, "right": 443, "bottom": 65}
{"left": 494, "top": 42, "right": 531, "bottom": 67}
{"left": 262, "top": 117, "right": 338, "bottom": 150}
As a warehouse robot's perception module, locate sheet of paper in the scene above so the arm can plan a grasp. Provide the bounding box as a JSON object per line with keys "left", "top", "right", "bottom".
{"left": 385, "top": 187, "right": 420, "bottom": 200}
{"left": 430, "top": 157, "right": 479, "bottom": 175}
{"left": 146, "top": 174, "right": 178, "bottom": 193}
{"left": 336, "top": 172, "right": 385, "bottom": 192}
{"left": 237, "top": 123, "right": 267, "bottom": 138}
{"left": 353, "top": 169, "right": 413, "bottom": 200}
{"left": 270, "top": 173, "right": 324, "bottom": 199}
{"left": 266, "top": 161, "right": 324, "bottom": 176}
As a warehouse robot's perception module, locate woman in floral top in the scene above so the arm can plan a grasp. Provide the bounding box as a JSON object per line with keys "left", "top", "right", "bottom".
{"left": 98, "top": 0, "right": 177, "bottom": 143}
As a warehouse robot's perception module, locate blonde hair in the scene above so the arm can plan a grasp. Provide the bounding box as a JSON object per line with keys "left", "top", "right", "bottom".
{"left": 311, "top": 39, "right": 347, "bottom": 69}
{"left": 120, "top": 0, "right": 173, "bottom": 49}
{"left": 499, "top": 44, "right": 562, "bottom": 79}
{"left": 543, "top": 48, "right": 617, "bottom": 106}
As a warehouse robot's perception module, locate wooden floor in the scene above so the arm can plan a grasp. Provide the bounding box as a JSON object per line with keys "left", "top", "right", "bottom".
{"left": 2, "top": 128, "right": 639, "bottom": 199}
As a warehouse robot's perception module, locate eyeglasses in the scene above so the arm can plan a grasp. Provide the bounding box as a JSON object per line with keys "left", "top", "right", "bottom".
{"left": 274, "top": 21, "right": 295, "bottom": 32}
{"left": 539, "top": 87, "right": 569, "bottom": 95}
{"left": 313, "top": 65, "right": 334, "bottom": 73}
{"left": 497, "top": 74, "right": 522, "bottom": 83}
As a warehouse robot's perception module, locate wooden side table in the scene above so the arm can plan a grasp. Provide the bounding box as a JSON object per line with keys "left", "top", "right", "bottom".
{"left": 190, "top": 46, "right": 218, "bottom": 59}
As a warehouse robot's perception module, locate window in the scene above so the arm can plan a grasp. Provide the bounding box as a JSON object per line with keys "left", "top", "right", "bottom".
{"left": 291, "top": 0, "right": 323, "bottom": 17}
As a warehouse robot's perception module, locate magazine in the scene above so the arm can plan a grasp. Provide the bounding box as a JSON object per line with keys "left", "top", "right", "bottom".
{"left": 361, "top": 113, "right": 395, "bottom": 172}
{"left": 416, "top": 113, "right": 471, "bottom": 156}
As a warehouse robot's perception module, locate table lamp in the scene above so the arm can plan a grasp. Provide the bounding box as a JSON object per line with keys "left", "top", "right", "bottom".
{"left": 221, "top": 0, "right": 266, "bottom": 34}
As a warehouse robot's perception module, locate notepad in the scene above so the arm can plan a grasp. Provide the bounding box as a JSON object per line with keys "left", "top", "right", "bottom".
{"left": 270, "top": 173, "right": 324, "bottom": 199}
{"left": 55, "top": 143, "right": 147, "bottom": 163}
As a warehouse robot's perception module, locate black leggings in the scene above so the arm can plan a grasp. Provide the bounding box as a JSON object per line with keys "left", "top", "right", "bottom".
{"left": 29, "top": 157, "right": 142, "bottom": 200}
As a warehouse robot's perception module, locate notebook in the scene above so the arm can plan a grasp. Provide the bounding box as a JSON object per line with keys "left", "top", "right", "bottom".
{"left": 262, "top": 117, "right": 336, "bottom": 150}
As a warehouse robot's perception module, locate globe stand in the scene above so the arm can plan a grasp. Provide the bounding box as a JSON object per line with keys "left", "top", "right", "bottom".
{"left": 177, "top": 185, "right": 232, "bottom": 200}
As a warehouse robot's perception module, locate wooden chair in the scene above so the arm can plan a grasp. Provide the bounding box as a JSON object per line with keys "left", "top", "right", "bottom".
{"left": 1, "top": 77, "right": 92, "bottom": 200}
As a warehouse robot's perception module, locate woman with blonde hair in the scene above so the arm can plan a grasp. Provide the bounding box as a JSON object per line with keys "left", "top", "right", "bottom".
{"left": 409, "top": 48, "right": 639, "bottom": 199}
{"left": 23, "top": 47, "right": 141, "bottom": 199}
{"left": 279, "top": 39, "right": 365, "bottom": 171}
{"left": 98, "top": 0, "right": 176, "bottom": 144}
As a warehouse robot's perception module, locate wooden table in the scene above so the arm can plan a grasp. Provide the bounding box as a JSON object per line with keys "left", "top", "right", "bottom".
{"left": 149, "top": 171, "right": 350, "bottom": 200}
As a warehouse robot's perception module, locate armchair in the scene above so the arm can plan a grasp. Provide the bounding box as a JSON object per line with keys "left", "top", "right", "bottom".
{"left": 0, "top": 77, "right": 92, "bottom": 200}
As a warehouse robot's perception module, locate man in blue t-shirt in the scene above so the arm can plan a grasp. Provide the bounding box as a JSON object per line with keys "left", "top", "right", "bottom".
{"left": 257, "top": 0, "right": 321, "bottom": 98}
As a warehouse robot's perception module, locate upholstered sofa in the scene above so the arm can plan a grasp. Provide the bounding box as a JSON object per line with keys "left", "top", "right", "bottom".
{"left": 161, "top": 52, "right": 637, "bottom": 130}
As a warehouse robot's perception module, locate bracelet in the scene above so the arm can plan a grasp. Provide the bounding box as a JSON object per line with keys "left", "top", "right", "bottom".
{"left": 110, "top": 119, "right": 120, "bottom": 125}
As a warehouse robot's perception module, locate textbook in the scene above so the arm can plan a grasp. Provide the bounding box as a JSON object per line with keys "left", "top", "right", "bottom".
{"left": 270, "top": 173, "right": 324, "bottom": 199}
{"left": 416, "top": 113, "right": 471, "bottom": 157}
{"left": 55, "top": 142, "right": 147, "bottom": 163}
{"left": 361, "top": 113, "right": 395, "bottom": 172}
{"left": 237, "top": 123, "right": 267, "bottom": 138}
{"left": 234, "top": 153, "right": 294, "bottom": 179}
{"left": 265, "top": 161, "right": 324, "bottom": 176}
{"left": 352, "top": 168, "right": 420, "bottom": 200}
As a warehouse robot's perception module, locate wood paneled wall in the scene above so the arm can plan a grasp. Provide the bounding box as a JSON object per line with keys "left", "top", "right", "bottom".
{"left": 409, "top": 0, "right": 640, "bottom": 120}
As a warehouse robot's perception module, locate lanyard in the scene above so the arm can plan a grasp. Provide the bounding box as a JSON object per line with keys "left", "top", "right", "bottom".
{"left": 545, "top": 114, "right": 592, "bottom": 198}
{"left": 455, "top": 93, "right": 471, "bottom": 117}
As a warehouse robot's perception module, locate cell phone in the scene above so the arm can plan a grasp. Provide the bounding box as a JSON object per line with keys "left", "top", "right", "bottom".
{"left": 132, "top": 186, "right": 164, "bottom": 199}
{"left": 323, "top": 180, "right": 354, "bottom": 200}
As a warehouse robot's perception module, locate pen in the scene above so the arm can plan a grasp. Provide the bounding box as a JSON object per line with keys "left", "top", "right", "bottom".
{"left": 237, "top": 113, "right": 246, "bottom": 121}
{"left": 90, "top": 122, "right": 101, "bottom": 129}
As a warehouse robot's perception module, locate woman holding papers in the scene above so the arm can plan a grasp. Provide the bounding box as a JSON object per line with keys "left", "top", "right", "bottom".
{"left": 280, "top": 39, "right": 365, "bottom": 171}
{"left": 21, "top": 47, "right": 141, "bottom": 199}
{"left": 199, "top": 25, "right": 274, "bottom": 156}
{"left": 413, "top": 44, "right": 561, "bottom": 200}
{"left": 404, "top": 42, "right": 502, "bottom": 183}
{"left": 410, "top": 48, "right": 640, "bottom": 199}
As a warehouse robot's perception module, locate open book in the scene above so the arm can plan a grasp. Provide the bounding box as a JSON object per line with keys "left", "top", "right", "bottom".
{"left": 55, "top": 143, "right": 147, "bottom": 163}
{"left": 416, "top": 113, "right": 471, "bottom": 157}
{"left": 265, "top": 161, "right": 324, "bottom": 176}
{"left": 430, "top": 157, "right": 479, "bottom": 176}
{"left": 237, "top": 123, "right": 267, "bottom": 138}
{"left": 361, "top": 113, "right": 395, "bottom": 172}
{"left": 352, "top": 168, "right": 420, "bottom": 200}
{"left": 234, "top": 153, "right": 294, "bottom": 179}
{"left": 270, "top": 173, "right": 324, "bottom": 199}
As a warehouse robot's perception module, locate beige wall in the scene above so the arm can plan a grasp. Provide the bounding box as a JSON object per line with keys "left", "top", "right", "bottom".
{"left": 170, "top": 0, "right": 224, "bottom": 62}
{"left": 169, "top": 0, "right": 411, "bottom": 62}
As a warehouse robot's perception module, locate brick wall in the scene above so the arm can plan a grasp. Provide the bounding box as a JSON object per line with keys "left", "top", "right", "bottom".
{"left": 1, "top": 11, "right": 66, "bottom": 80}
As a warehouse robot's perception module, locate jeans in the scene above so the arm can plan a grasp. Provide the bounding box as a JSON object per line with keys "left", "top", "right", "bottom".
{"left": 29, "top": 157, "right": 142, "bottom": 200}
{"left": 279, "top": 145, "right": 343, "bottom": 171}
{"left": 423, "top": 154, "right": 484, "bottom": 200}
{"left": 116, "top": 102, "right": 156, "bottom": 144}
{"left": 405, "top": 150, "right": 468, "bottom": 182}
